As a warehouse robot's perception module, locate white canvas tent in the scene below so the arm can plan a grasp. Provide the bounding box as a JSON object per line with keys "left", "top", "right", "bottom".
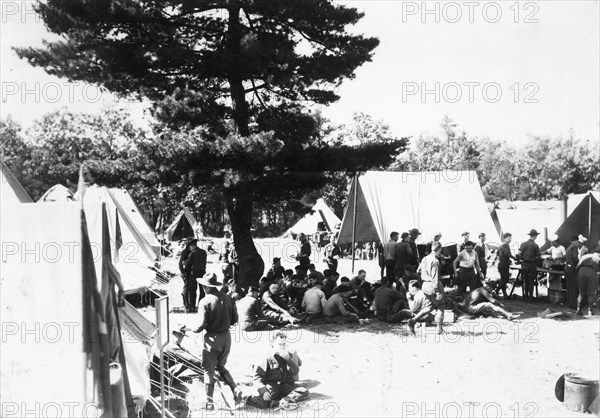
{"left": 38, "top": 184, "right": 75, "bottom": 202}
{"left": 338, "top": 171, "right": 499, "bottom": 246}
{"left": 110, "top": 188, "right": 161, "bottom": 252}
{"left": 0, "top": 159, "right": 33, "bottom": 203}
{"left": 568, "top": 191, "right": 600, "bottom": 215}
{"left": 493, "top": 209, "right": 563, "bottom": 244}
{"left": 283, "top": 198, "right": 342, "bottom": 238}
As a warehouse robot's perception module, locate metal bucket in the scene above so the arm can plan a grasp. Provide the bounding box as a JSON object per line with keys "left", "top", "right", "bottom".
{"left": 548, "top": 289, "right": 566, "bottom": 303}
{"left": 564, "top": 373, "right": 599, "bottom": 413}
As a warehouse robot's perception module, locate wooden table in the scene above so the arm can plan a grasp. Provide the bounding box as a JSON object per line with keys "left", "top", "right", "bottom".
{"left": 508, "top": 265, "right": 565, "bottom": 299}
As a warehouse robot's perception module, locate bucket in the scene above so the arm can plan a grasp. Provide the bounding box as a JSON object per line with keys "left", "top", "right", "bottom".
{"left": 564, "top": 373, "right": 599, "bottom": 413}
{"left": 548, "top": 289, "right": 566, "bottom": 303}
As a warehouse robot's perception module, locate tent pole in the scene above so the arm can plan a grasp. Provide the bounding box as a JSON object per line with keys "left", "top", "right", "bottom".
{"left": 351, "top": 174, "right": 358, "bottom": 274}
{"left": 589, "top": 192, "right": 592, "bottom": 242}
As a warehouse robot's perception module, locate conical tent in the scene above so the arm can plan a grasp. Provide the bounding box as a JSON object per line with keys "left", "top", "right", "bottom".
{"left": 38, "top": 184, "right": 75, "bottom": 202}
{"left": 0, "top": 159, "right": 33, "bottom": 203}
{"left": 555, "top": 193, "right": 600, "bottom": 250}
{"left": 338, "top": 171, "right": 499, "bottom": 246}
{"left": 283, "top": 198, "right": 342, "bottom": 238}
{"left": 165, "top": 207, "right": 203, "bottom": 241}
{"left": 567, "top": 191, "right": 600, "bottom": 216}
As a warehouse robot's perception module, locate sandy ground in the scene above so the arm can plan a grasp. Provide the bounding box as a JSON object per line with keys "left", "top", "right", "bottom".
{"left": 143, "top": 238, "right": 600, "bottom": 418}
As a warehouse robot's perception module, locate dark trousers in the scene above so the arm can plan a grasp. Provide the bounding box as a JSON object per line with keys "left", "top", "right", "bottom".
{"left": 479, "top": 259, "right": 488, "bottom": 278}
{"left": 457, "top": 267, "right": 480, "bottom": 294}
{"left": 521, "top": 262, "right": 537, "bottom": 301}
{"left": 385, "top": 260, "right": 396, "bottom": 284}
{"left": 497, "top": 261, "right": 510, "bottom": 296}
{"left": 577, "top": 267, "right": 599, "bottom": 311}
{"left": 326, "top": 259, "right": 338, "bottom": 273}
{"left": 565, "top": 265, "right": 578, "bottom": 309}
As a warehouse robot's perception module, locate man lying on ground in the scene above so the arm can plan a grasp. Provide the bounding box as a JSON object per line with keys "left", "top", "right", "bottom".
{"left": 456, "top": 283, "right": 520, "bottom": 320}
{"left": 323, "top": 284, "right": 360, "bottom": 324}
{"left": 245, "top": 332, "right": 309, "bottom": 409}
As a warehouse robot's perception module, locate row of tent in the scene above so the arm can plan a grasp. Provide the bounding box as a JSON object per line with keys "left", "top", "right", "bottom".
{"left": 0, "top": 160, "right": 203, "bottom": 417}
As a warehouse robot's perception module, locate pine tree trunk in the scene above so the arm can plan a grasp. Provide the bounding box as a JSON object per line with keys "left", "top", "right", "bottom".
{"left": 224, "top": 188, "right": 264, "bottom": 287}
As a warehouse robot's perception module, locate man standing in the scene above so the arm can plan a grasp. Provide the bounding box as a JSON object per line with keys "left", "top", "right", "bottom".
{"left": 420, "top": 241, "right": 445, "bottom": 334}
{"left": 425, "top": 232, "right": 443, "bottom": 256}
{"left": 323, "top": 235, "right": 341, "bottom": 273}
{"left": 408, "top": 228, "right": 421, "bottom": 268}
{"left": 518, "top": 229, "right": 542, "bottom": 302}
{"left": 179, "top": 239, "right": 192, "bottom": 309}
{"left": 474, "top": 233, "right": 490, "bottom": 278}
{"left": 193, "top": 273, "right": 243, "bottom": 410}
{"left": 453, "top": 241, "right": 484, "bottom": 294}
{"left": 575, "top": 250, "right": 600, "bottom": 316}
{"left": 394, "top": 232, "right": 413, "bottom": 289}
{"left": 185, "top": 239, "right": 207, "bottom": 313}
{"left": 495, "top": 233, "right": 516, "bottom": 298}
{"left": 295, "top": 233, "right": 311, "bottom": 273}
{"left": 459, "top": 232, "right": 470, "bottom": 252}
{"left": 383, "top": 232, "right": 399, "bottom": 286}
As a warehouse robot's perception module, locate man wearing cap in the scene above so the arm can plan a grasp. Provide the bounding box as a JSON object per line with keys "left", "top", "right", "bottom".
{"left": 495, "top": 233, "right": 516, "bottom": 298}
{"left": 518, "top": 229, "right": 542, "bottom": 302}
{"left": 578, "top": 235, "right": 589, "bottom": 259}
{"left": 453, "top": 241, "right": 484, "bottom": 294}
{"left": 565, "top": 235, "right": 581, "bottom": 309}
{"left": 383, "top": 232, "right": 399, "bottom": 285}
{"left": 425, "top": 232, "right": 442, "bottom": 256}
{"left": 408, "top": 228, "right": 421, "bottom": 267}
{"left": 266, "top": 258, "right": 285, "bottom": 281}
{"left": 193, "top": 273, "right": 242, "bottom": 410}
{"left": 474, "top": 233, "right": 491, "bottom": 279}
{"left": 185, "top": 239, "right": 208, "bottom": 313}
{"left": 237, "top": 286, "right": 273, "bottom": 331}
{"left": 394, "top": 232, "right": 413, "bottom": 289}
{"left": 459, "top": 232, "right": 470, "bottom": 252}
{"left": 164, "top": 324, "right": 203, "bottom": 379}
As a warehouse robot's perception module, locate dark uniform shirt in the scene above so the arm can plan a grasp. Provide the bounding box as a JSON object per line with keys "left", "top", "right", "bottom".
{"left": 237, "top": 295, "right": 266, "bottom": 325}
{"left": 197, "top": 291, "right": 237, "bottom": 333}
{"left": 373, "top": 286, "right": 404, "bottom": 316}
{"left": 394, "top": 241, "right": 413, "bottom": 268}
{"left": 519, "top": 239, "right": 540, "bottom": 263}
{"left": 186, "top": 247, "right": 207, "bottom": 277}
{"left": 565, "top": 242, "right": 579, "bottom": 267}
{"left": 497, "top": 242, "right": 512, "bottom": 263}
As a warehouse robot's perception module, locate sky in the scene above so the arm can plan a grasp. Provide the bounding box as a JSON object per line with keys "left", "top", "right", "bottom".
{"left": 1, "top": 0, "right": 599, "bottom": 145}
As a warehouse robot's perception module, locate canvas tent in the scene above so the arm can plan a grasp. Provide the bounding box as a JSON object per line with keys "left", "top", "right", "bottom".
{"left": 38, "top": 183, "right": 75, "bottom": 202}
{"left": 0, "top": 159, "right": 33, "bottom": 203}
{"left": 165, "top": 207, "right": 203, "bottom": 241}
{"left": 554, "top": 193, "right": 600, "bottom": 250}
{"left": 338, "top": 171, "right": 499, "bottom": 246}
{"left": 568, "top": 191, "right": 600, "bottom": 216}
{"left": 283, "top": 198, "right": 342, "bottom": 238}
{"left": 0, "top": 202, "right": 134, "bottom": 417}
{"left": 493, "top": 208, "right": 563, "bottom": 243}
{"left": 110, "top": 188, "right": 161, "bottom": 252}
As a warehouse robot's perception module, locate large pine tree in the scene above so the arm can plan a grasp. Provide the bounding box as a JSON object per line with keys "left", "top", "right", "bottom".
{"left": 18, "top": 0, "right": 406, "bottom": 285}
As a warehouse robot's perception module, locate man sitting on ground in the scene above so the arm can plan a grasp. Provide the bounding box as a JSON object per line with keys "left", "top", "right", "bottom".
{"left": 237, "top": 286, "right": 274, "bottom": 331}
{"left": 245, "top": 332, "right": 309, "bottom": 409}
{"left": 307, "top": 263, "right": 325, "bottom": 283}
{"left": 262, "top": 281, "right": 301, "bottom": 325}
{"left": 386, "top": 280, "right": 435, "bottom": 333}
{"left": 373, "top": 277, "right": 406, "bottom": 319}
{"left": 323, "top": 284, "right": 359, "bottom": 324}
{"left": 301, "top": 275, "right": 327, "bottom": 323}
{"left": 456, "top": 283, "right": 519, "bottom": 320}
{"left": 321, "top": 269, "right": 338, "bottom": 299}
{"left": 266, "top": 257, "right": 286, "bottom": 281}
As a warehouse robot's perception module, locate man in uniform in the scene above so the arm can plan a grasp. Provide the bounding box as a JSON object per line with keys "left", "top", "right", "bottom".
{"left": 394, "top": 232, "right": 413, "bottom": 289}
{"left": 518, "top": 229, "right": 542, "bottom": 302}
{"left": 408, "top": 228, "right": 421, "bottom": 268}
{"left": 564, "top": 235, "right": 580, "bottom": 309}
{"left": 185, "top": 239, "right": 207, "bottom": 312}
{"left": 295, "top": 233, "right": 311, "bottom": 273}
{"left": 193, "top": 273, "right": 243, "bottom": 410}
{"left": 474, "top": 232, "right": 491, "bottom": 278}
{"left": 495, "top": 233, "right": 516, "bottom": 298}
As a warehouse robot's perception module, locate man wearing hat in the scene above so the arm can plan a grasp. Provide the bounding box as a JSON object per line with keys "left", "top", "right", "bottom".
{"left": 518, "top": 229, "right": 542, "bottom": 302}
{"left": 458, "top": 231, "right": 470, "bottom": 252}
{"left": 164, "top": 324, "right": 203, "bottom": 378}
{"left": 194, "top": 273, "right": 242, "bottom": 409}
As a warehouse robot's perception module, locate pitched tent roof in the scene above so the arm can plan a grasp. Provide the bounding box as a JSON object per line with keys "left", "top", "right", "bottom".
{"left": 109, "top": 188, "right": 161, "bottom": 252}
{"left": 338, "top": 171, "right": 499, "bottom": 246}
{"left": 0, "top": 202, "right": 130, "bottom": 416}
{"left": 555, "top": 193, "right": 600, "bottom": 250}
{"left": 165, "top": 207, "right": 203, "bottom": 241}
{"left": 38, "top": 184, "right": 75, "bottom": 202}
{"left": 82, "top": 185, "right": 157, "bottom": 292}
{"left": 494, "top": 208, "right": 563, "bottom": 244}
{"left": 283, "top": 198, "right": 342, "bottom": 237}
{"left": 567, "top": 191, "right": 600, "bottom": 216}
{"left": 0, "top": 159, "right": 33, "bottom": 203}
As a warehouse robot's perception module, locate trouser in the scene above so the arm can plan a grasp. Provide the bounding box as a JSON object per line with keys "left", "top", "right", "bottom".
{"left": 242, "top": 320, "right": 273, "bottom": 332}
{"left": 326, "top": 259, "right": 338, "bottom": 273}
{"left": 479, "top": 259, "right": 488, "bottom": 278}
{"left": 386, "top": 309, "right": 434, "bottom": 324}
{"left": 246, "top": 383, "right": 309, "bottom": 408}
{"left": 565, "top": 265, "right": 579, "bottom": 309}
{"left": 394, "top": 264, "right": 406, "bottom": 288}
{"left": 521, "top": 262, "right": 537, "bottom": 300}
{"left": 497, "top": 261, "right": 510, "bottom": 296}
{"left": 577, "top": 266, "right": 599, "bottom": 311}
{"left": 457, "top": 267, "right": 480, "bottom": 294}
{"left": 385, "top": 260, "right": 396, "bottom": 284}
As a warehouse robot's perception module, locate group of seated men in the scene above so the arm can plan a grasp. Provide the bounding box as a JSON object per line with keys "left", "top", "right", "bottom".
{"left": 229, "top": 241, "right": 519, "bottom": 335}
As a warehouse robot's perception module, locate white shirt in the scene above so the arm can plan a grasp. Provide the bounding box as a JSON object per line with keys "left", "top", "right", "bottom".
{"left": 302, "top": 286, "right": 327, "bottom": 314}
{"left": 549, "top": 245, "right": 566, "bottom": 259}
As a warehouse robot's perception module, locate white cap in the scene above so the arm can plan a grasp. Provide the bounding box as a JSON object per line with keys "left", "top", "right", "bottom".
{"left": 578, "top": 234, "right": 587, "bottom": 243}
{"left": 549, "top": 234, "right": 559, "bottom": 242}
